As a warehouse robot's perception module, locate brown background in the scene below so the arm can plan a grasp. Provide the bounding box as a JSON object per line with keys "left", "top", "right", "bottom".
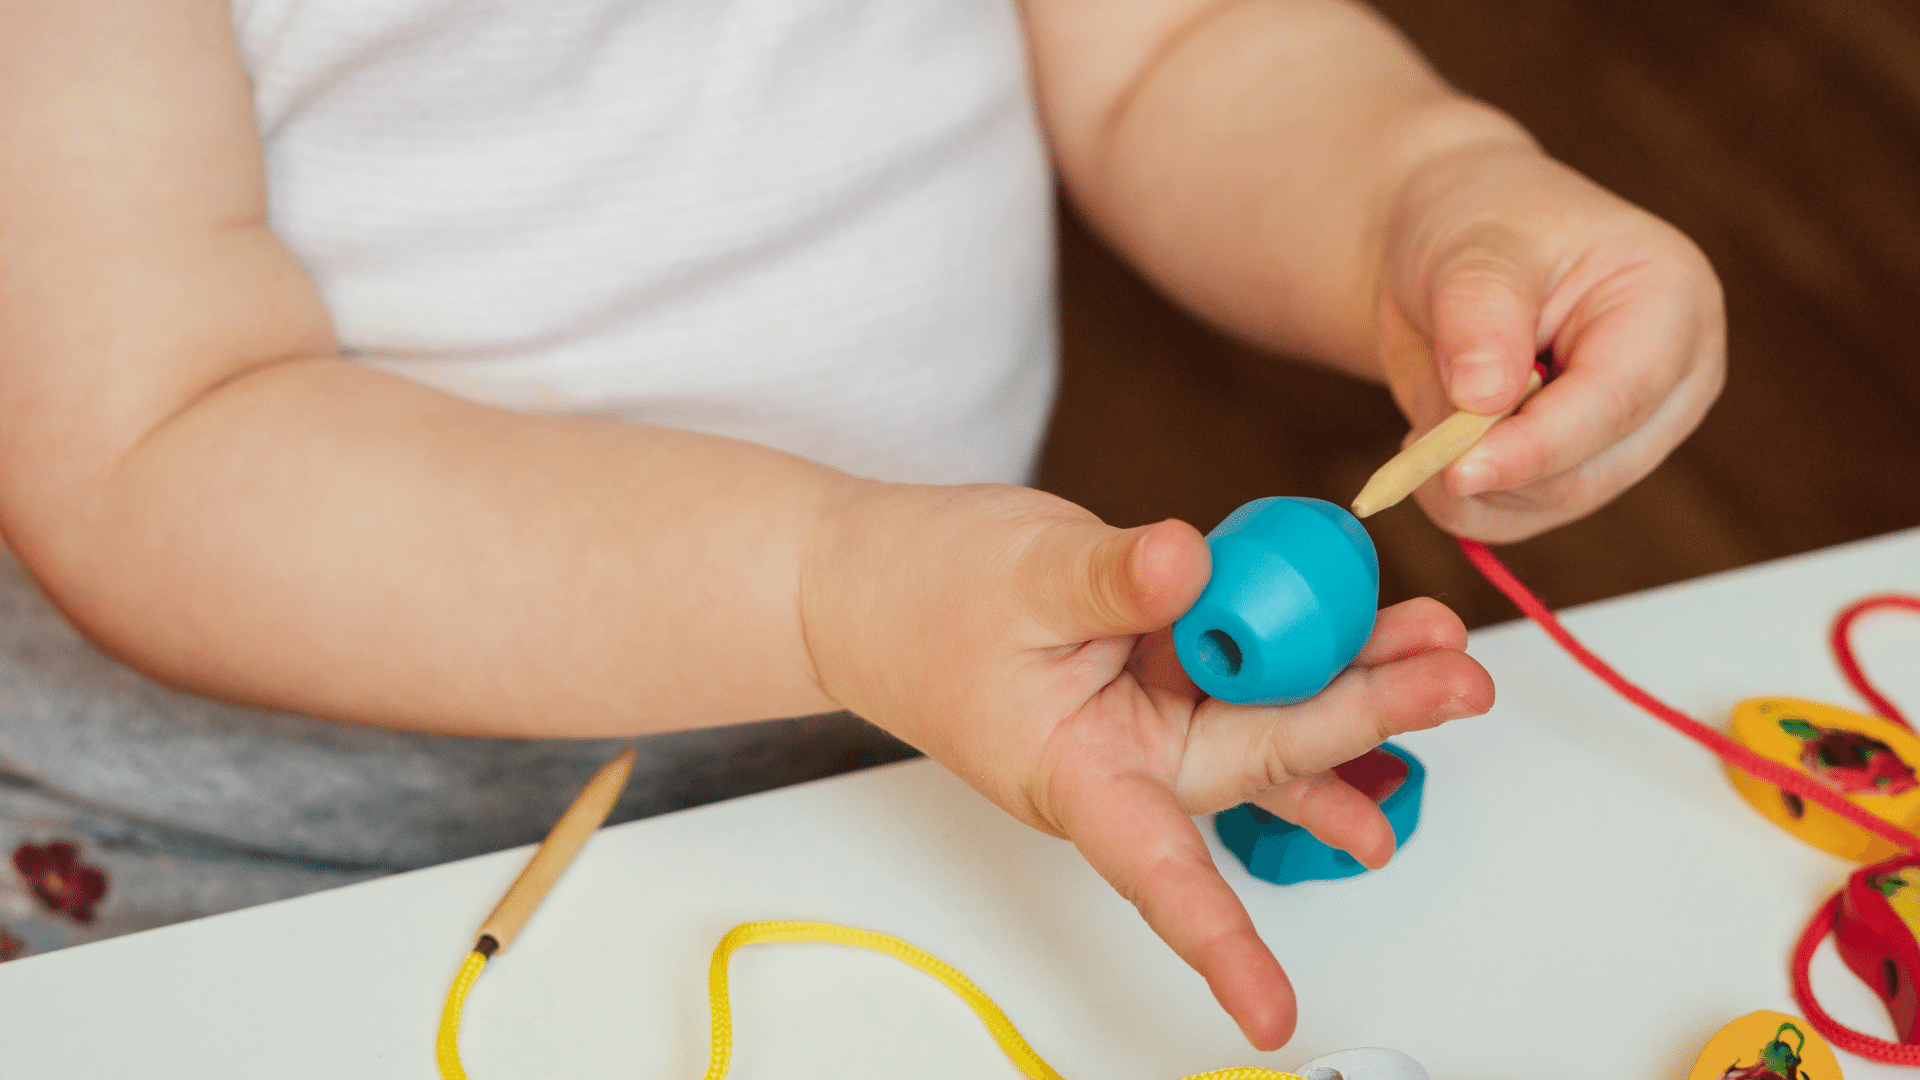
{"left": 1036, "top": 0, "right": 1920, "bottom": 630}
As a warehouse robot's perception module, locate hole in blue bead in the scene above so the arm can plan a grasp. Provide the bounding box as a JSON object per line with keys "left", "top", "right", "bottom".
{"left": 1332, "top": 851, "right": 1358, "bottom": 868}
{"left": 1198, "top": 629, "right": 1243, "bottom": 678}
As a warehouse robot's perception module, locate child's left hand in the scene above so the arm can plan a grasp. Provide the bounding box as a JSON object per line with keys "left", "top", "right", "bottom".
{"left": 1373, "top": 142, "right": 1725, "bottom": 541}
{"left": 804, "top": 483, "right": 1495, "bottom": 1051}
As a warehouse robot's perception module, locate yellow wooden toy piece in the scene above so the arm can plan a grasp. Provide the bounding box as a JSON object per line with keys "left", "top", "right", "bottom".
{"left": 1728, "top": 698, "right": 1920, "bottom": 863}
{"left": 1688, "top": 1011, "right": 1841, "bottom": 1080}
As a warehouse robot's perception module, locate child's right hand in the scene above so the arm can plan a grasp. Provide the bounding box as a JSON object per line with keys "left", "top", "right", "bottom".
{"left": 803, "top": 481, "right": 1494, "bottom": 1050}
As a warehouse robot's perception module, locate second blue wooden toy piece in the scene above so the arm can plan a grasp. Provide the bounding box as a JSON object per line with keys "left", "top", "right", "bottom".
{"left": 1215, "top": 742, "right": 1426, "bottom": 886}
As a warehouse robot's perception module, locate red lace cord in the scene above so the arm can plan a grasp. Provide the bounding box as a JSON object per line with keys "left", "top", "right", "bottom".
{"left": 1457, "top": 539, "right": 1920, "bottom": 1063}
{"left": 1458, "top": 541, "right": 1920, "bottom": 851}
{"left": 1789, "top": 891, "right": 1920, "bottom": 1064}
{"left": 1833, "top": 595, "right": 1920, "bottom": 731}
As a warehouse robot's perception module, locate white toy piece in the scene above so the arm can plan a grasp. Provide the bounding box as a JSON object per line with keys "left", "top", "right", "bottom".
{"left": 1291, "top": 1047, "right": 1432, "bottom": 1080}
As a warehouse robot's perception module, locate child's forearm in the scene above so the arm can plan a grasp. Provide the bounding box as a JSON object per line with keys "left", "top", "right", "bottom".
{"left": 0, "top": 0, "right": 853, "bottom": 737}
{"left": 1025, "top": 0, "right": 1534, "bottom": 375}
{"left": 15, "top": 354, "right": 853, "bottom": 737}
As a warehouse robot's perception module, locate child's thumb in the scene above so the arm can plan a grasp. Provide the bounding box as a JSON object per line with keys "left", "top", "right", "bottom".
{"left": 1021, "top": 518, "right": 1211, "bottom": 643}
{"left": 1427, "top": 241, "right": 1544, "bottom": 416}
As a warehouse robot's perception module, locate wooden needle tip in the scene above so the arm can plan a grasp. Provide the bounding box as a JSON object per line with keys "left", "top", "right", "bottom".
{"left": 1349, "top": 368, "right": 1543, "bottom": 519}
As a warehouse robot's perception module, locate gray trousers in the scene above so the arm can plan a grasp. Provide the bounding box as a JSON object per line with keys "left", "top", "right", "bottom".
{"left": 0, "top": 550, "right": 913, "bottom": 959}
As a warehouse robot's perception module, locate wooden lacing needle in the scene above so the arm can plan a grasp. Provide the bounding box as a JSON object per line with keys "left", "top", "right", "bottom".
{"left": 1350, "top": 367, "right": 1544, "bottom": 519}
{"left": 472, "top": 746, "right": 637, "bottom": 957}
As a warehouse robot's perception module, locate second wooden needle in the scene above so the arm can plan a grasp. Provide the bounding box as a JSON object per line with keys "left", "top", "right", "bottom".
{"left": 474, "top": 746, "right": 637, "bottom": 956}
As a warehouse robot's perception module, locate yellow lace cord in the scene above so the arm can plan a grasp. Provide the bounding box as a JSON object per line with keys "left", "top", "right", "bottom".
{"left": 436, "top": 920, "right": 1306, "bottom": 1080}
{"left": 436, "top": 949, "right": 489, "bottom": 1080}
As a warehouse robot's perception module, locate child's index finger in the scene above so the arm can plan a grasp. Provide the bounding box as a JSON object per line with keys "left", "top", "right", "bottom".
{"left": 1448, "top": 283, "right": 1712, "bottom": 501}
{"left": 1054, "top": 769, "right": 1298, "bottom": 1050}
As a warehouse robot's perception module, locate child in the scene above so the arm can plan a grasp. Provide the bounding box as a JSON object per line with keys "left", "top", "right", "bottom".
{"left": 0, "top": 0, "right": 1722, "bottom": 1050}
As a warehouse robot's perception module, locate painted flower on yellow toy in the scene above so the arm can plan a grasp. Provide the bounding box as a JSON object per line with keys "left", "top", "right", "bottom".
{"left": 1717, "top": 1021, "right": 1809, "bottom": 1080}
{"left": 1780, "top": 716, "right": 1917, "bottom": 795}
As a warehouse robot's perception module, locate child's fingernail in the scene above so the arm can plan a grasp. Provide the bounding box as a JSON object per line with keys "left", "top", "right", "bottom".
{"left": 1451, "top": 452, "right": 1495, "bottom": 497}
{"left": 1433, "top": 695, "right": 1484, "bottom": 722}
{"left": 1450, "top": 352, "right": 1506, "bottom": 408}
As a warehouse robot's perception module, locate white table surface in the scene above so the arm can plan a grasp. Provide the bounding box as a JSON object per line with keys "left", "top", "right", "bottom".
{"left": 4, "top": 528, "right": 1919, "bottom": 1079}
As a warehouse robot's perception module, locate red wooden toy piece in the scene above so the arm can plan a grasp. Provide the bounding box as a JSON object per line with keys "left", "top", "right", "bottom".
{"left": 1835, "top": 853, "right": 1920, "bottom": 1044}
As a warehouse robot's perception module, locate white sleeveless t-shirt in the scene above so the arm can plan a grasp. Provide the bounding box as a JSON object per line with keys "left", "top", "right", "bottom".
{"left": 0, "top": 0, "right": 1057, "bottom": 953}
{"left": 235, "top": 0, "right": 1058, "bottom": 484}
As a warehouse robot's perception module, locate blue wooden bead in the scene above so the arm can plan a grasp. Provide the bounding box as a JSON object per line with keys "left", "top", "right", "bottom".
{"left": 1172, "top": 497, "right": 1379, "bottom": 706}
